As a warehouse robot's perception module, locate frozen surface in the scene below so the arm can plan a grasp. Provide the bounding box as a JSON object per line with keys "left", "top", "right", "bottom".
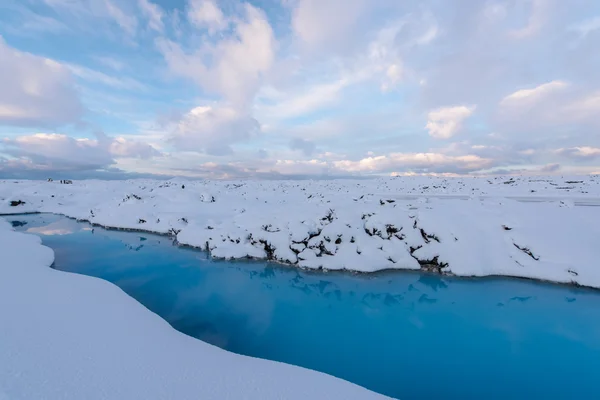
{"left": 1, "top": 175, "right": 600, "bottom": 287}
{"left": 0, "top": 218, "right": 388, "bottom": 399}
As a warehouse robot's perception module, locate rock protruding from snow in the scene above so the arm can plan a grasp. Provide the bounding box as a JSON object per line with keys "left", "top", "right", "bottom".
{"left": 1, "top": 176, "right": 600, "bottom": 287}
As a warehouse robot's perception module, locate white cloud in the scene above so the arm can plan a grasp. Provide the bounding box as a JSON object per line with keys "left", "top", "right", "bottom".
{"left": 169, "top": 106, "right": 260, "bottom": 155}
{"left": 157, "top": 4, "right": 275, "bottom": 108}
{"left": 257, "top": 15, "right": 437, "bottom": 121}
{"left": 2, "top": 132, "right": 160, "bottom": 171}
{"left": 0, "top": 37, "right": 83, "bottom": 127}
{"left": 0, "top": 3, "right": 70, "bottom": 36}
{"left": 107, "top": 136, "right": 160, "bottom": 158}
{"left": 556, "top": 146, "right": 600, "bottom": 160}
{"left": 563, "top": 91, "right": 600, "bottom": 119}
{"left": 483, "top": 2, "right": 508, "bottom": 22}
{"left": 187, "top": 0, "right": 227, "bottom": 33}
{"left": 92, "top": 56, "right": 125, "bottom": 71}
{"left": 508, "top": 0, "right": 547, "bottom": 38}
{"left": 66, "top": 64, "right": 146, "bottom": 91}
{"left": 415, "top": 23, "right": 439, "bottom": 46}
{"left": 501, "top": 80, "right": 568, "bottom": 105}
{"left": 333, "top": 152, "right": 491, "bottom": 174}
{"left": 103, "top": 0, "right": 138, "bottom": 36}
{"left": 291, "top": 0, "right": 367, "bottom": 53}
{"left": 425, "top": 106, "right": 476, "bottom": 139}
{"left": 366, "top": 14, "right": 437, "bottom": 92}
{"left": 40, "top": 0, "right": 139, "bottom": 38}
{"left": 381, "top": 63, "right": 403, "bottom": 92}
{"left": 289, "top": 138, "right": 317, "bottom": 156}
{"left": 270, "top": 159, "right": 330, "bottom": 175}
{"left": 4, "top": 134, "right": 112, "bottom": 169}
{"left": 568, "top": 16, "right": 600, "bottom": 39}
{"left": 256, "top": 79, "right": 349, "bottom": 120}
{"left": 496, "top": 84, "right": 600, "bottom": 134}
{"left": 138, "top": 0, "right": 164, "bottom": 32}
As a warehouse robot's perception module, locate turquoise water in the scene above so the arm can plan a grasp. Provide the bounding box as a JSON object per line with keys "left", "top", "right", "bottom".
{"left": 11, "top": 214, "right": 600, "bottom": 399}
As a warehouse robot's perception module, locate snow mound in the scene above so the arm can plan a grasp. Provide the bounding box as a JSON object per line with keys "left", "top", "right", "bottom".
{"left": 1, "top": 175, "right": 600, "bottom": 287}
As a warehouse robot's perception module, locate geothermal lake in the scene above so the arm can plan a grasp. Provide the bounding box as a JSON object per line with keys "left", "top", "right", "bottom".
{"left": 12, "top": 213, "right": 600, "bottom": 400}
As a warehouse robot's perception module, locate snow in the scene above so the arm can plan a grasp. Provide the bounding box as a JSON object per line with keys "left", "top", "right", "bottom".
{"left": 1, "top": 175, "right": 599, "bottom": 288}
{"left": 2, "top": 175, "right": 600, "bottom": 398}
{"left": 0, "top": 218, "right": 388, "bottom": 399}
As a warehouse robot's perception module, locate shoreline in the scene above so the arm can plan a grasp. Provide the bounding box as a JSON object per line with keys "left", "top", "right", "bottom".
{"left": 8, "top": 211, "right": 599, "bottom": 292}
{"left": 2, "top": 176, "right": 599, "bottom": 288}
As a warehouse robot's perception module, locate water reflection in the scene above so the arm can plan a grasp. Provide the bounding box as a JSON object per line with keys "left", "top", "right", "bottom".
{"left": 10, "top": 213, "right": 600, "bottom": 400}
{"left": 25, "top": 217, "right": 85, "bottom": 236}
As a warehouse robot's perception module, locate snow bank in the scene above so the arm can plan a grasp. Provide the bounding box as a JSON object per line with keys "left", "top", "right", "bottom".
{"left": 1, "top": 175, "right": 600, "bottom": 287}
{"left": 0, "top": 219, "right": 387, "bottom": 399}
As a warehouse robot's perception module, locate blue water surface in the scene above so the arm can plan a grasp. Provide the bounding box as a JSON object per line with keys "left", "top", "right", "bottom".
{"left": 11, "top": 214, "right": 600, "bottom": 400}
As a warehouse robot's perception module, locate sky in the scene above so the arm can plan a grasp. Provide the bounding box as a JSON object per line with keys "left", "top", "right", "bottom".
{"left": 0, "top": 0, "right": 599, "bottom": 180}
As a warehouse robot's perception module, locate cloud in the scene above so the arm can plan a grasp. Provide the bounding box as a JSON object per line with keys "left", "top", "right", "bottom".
{"left": 256, "top": 13, "right": 440, "bottom": 122}
{"left": 333, "top": 152, "right": 492, "bottom": 174}
{"left": 425, "top": 106, "right": 476, "bottom": 139}
{"left": 508, "top": 0, "right": 547, "bottom": 38}
{"left": 157, "top": 3, "right": 275, "bottom": 108}
{"left": 568, "top": 16, "right": 600, "bottom": 39}
{"left": 257, "top": 148, "right": 268, "bottom": 159}
{"left": 0, "top": 3, "right": 70, "bottom": 36}
{"left": 257, "top": 79, "right": 350, "bottom": 120}
{"left": 66, "top": 64, "right": 146, "bottom": 91}
{"left": 1, "top": 132, "right": 160, "bottom": 171}
{"left": 500, "top": 80, "right": 568, "bottom": 105}
{"left": 540, "top": 163, "right": 561, "bottom": 173}
{"left": 186, "top": 0, "right": 228, "bottom": 33}
{"left": 138, "top": 0, "right": 164, "bottom": 32}
{"left": 103, "top": 0, "right": 138, "bottom": 36}
{"left": 272, "top": 159, "right": 332, "bottom": 176}
{"left": 556, "top": 146, "right": 600, "bottom": 160}
{"left": 291, "top": 0, "right": 367, "bottom": 54}
{"left": 563, "top": 91, "right": 600, "bottom": 120}
{"left": 92, "top": 56, "right": 125, "bottom": 71}
{"left": 0, "top": 159, "right": 173, "bottom": 180}
{"left": 107, "top": 137, "right": 160, "bottom": 159}
{"left": 0, "top": 37, "right": 83, "bottom": 127}
{"left": 381, "top": 64, "right": 403, "bottom": 92}
{"left": 7, "top": 0, "right": 597, "bottom": 178}
{"left": 169, "top": 106, "right": 260, "bottom": 155}
{"left": 289, "top": 138, "right": 317, "bottom": 156}
{"left": 39, "top": 0, "right": 140, "bottom": 39}
{"left": 495, "top": 84, "right": 600, "bottom": 138}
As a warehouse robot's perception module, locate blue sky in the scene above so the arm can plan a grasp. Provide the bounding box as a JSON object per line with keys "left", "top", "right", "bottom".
{"left": 0, "top": 0, "right": 599, "bottom": 179}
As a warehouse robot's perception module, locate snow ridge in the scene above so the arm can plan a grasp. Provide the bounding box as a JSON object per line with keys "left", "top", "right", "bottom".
{"left": 2, "top": 175, "right": 600, "bottom": 288}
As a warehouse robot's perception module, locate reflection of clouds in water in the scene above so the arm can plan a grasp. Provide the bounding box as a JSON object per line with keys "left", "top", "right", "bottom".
{"left": 173, "top": 263, "right": 277, "bottom": 338}
{"left": 26, "top": 218, "right": 82, "bottom": 236}
{"left": 93, "top": 227, "right": 173, "bottom": 250}
{"left": 409, "top": 315, "right": 425, "bottom": 329}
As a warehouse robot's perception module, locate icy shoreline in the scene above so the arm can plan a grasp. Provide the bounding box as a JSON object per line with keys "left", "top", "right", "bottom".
{"left": 2, "top": 176, "right": 600, "bottom": 288}
{"left": 0, "top": 216, "right": 388, "bottom": 399}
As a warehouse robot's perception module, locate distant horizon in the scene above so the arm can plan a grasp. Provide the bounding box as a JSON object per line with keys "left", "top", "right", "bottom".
{"left": 1, "top": 0, "right": 599, "bottom": 179}
{"left": 2, "top": 170, "right": 599, "bottom": 182}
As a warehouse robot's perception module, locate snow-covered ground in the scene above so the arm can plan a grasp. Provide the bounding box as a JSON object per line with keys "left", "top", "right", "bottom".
{"left": 1, "top": 175, "right": 600, "bottom": 288}
{"left": 1, "top": 176, "right": 600, "bottom": 398}
{"left": 0, "top": 218, "right": 388, "bottom": 399}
